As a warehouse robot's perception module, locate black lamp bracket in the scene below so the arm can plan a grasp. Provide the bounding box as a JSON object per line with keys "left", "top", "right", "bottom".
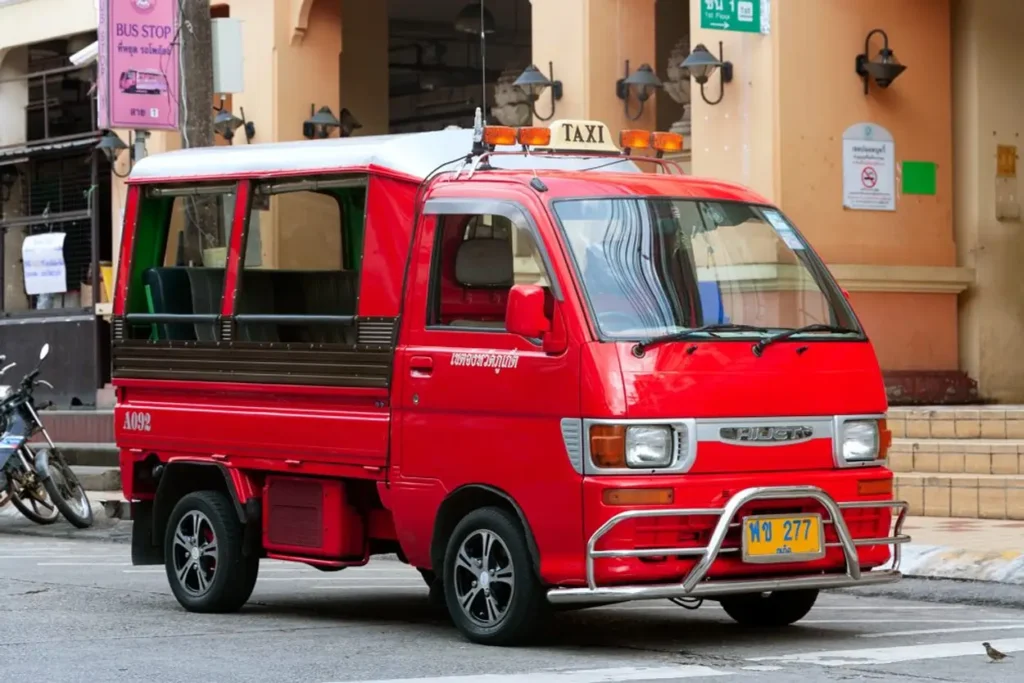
{"left": 529, "top": 61, "right": 563, "bottom": 122}
{"left": 698, "top": 41, "right": 733, "bottom": 106}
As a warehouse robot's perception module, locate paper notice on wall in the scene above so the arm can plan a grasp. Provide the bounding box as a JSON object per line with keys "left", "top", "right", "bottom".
{"left": 22, "top": 232, "right": 67, "bottom": 295}
{"left": 842, "top": 122, "right": 896, "bottom": 212}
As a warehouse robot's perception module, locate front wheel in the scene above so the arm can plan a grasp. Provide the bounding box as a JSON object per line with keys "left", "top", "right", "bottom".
{"left": 719, "top": 589, "right": 818, "bottom": 627}
{"left": 442, "top": 507, "right": 547, "bottom": 646}
{"left": 164, "top": 490, "right": 259, "bottom": 613}
{"left": 37, "top": 448, "right": 94, "bottom": 528}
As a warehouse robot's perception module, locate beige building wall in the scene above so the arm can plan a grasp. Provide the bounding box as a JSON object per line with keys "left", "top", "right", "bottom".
{"left": 953, "top": 0, "right": 1024, "bottom": 402}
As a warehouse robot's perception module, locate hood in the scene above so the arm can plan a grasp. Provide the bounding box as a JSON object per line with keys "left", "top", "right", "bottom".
{"left": 615, "top": 339, "right": 886, "bottom": 419}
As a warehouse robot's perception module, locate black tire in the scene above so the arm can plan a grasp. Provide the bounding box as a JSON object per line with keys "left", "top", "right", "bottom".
{"left": 719, "top": 589, "right": 819, "bottom": 627}
{"left": 442, "top": 506, "right": 547, "bottom": 646}
{"left": 164, "top": 490, "right": 259, "bottom": 613}
{"left": 38, "top": 449, "right": 94, "bottom": 529}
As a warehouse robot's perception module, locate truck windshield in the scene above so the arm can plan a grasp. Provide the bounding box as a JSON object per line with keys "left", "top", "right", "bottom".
{"left": 551, "top": 197, "right": 861, "bottom": 341}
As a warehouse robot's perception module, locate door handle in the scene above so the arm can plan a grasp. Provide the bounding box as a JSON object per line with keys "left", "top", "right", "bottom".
{"left": 410, "top": 355, "right": 434, "bottom": 377}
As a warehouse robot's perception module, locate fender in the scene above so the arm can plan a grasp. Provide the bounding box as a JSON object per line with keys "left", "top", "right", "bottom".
{"left": 430, "top": 483, "right": 542, "bottom": 577}
{"left": 33, "top": 447, "right": 53, "bottom": 481}
{"left": 152, "top": 460, "right": 259, "bottom": 536}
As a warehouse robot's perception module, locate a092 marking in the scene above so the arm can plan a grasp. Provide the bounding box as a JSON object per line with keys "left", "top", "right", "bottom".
{"left": 122, "top": 411, "right": 152, "bottom": 432}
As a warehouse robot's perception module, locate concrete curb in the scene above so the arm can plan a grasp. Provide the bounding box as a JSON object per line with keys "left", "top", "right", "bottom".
{"left": 893, "top": 543, "right": 1024, "bottom": 585}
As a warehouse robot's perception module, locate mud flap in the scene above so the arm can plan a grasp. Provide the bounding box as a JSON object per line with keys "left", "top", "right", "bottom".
{"left": 131, "top": 501, "right": 162, "bottom": 565}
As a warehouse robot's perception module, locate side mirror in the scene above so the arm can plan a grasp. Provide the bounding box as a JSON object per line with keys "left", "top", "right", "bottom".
{"left": 506, "top": 284, "right": 550, "bottom": 340}
{"left": 39, "top": 343, "right": 50, "bottom": 361}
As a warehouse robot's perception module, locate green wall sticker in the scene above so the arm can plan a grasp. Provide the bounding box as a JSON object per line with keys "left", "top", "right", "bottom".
{"left": 902, "top": 161, "right": 937, "bottom": 196}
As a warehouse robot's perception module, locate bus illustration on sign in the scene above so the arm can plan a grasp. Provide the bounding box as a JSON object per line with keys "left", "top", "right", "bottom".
{"left": 119, "top": 69, "right": 168, "bottom": 95}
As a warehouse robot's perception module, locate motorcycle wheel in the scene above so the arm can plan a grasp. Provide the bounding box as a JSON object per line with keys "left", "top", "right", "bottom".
{"left": 7, "top": 469, "right": 60, "bottom": 525}
{"left": 38, "top": 448, "right": 94, "bottom": 529}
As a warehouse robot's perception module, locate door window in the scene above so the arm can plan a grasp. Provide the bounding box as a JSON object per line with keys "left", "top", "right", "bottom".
{"left": 426, "top": 213, "right": 551, "bottom": 332}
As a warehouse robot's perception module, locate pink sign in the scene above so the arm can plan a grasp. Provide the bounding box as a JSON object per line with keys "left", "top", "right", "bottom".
{"left": 97, "top": 0, "right": 180, "bottom": 131}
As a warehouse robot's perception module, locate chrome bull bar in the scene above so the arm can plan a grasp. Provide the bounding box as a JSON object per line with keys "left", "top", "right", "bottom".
{"left": 546, "top": 485, "right": 910, "bottom": 605}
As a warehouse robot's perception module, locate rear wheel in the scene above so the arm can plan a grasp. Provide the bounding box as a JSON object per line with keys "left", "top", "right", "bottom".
{"left": 442, "top": 506, "right": 547, "bottom": 646}
{"left": 164, "top": 491, "right": 259, "bottom": 613}
{"left": 7, "top": 468, "right": 59, "bottom": 525}
{"left": 719, "top": 589, "right": 818, "bottom": 627}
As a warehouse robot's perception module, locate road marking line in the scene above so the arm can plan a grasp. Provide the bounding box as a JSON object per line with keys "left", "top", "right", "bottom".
{"left": 321, "top": 665, "right": 731, "bottom": 682}
{"left": 747, "top": 637, "right": 1024, "bottom": 666}
{"left": 610, "top": 604, "right": 965, "bottom": 612}
{"left": 858, "top": 624, "right": 1024, "bottom": 638}
{"left": 312, "top": 585, "right": 426, "bottom": 590}
{"left": 803, "top": 619, "right": 1022, "bottom": 625}
{"left": 38, "top": 562, "right": 131, "bottom": 567}
{"left": 740, "top": 666, "right": 782, "bottom": 672}
{"left": 259, "top": 576, "right": 423, "bottom": 583}
{"left": 0, "top": 555, "right": 126, "bottom": 560}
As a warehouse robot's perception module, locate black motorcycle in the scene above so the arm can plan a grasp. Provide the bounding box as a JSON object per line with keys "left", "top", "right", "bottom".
{"left": 0, "top": 344, "right": 93, "bottom": 528}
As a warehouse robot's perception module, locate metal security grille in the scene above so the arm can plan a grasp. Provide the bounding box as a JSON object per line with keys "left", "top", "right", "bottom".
{"left": 0, "top": 152, "right": 97, "bottom": 312}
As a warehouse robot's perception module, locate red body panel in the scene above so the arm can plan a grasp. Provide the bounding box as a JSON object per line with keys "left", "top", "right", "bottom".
{"left": 117, "top": 159, "right": 897, "bottom": 592}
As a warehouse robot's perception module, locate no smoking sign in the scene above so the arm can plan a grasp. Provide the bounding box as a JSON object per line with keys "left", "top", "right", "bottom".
{"left": 861, "top": 166, "right": 878, "bottom": 188}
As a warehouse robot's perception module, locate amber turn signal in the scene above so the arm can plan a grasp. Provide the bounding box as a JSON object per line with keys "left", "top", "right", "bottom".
{"left": 483, "top": 125, "right": 517, "bottom": 146}
{"left": 590, "top": 424, "right": 626, "bottom": 468}
{"left": 857, "top": 478, "right": 893, "bottom": 496}
{"left": 651, "top": 131, "right": 684, "bottom": 153}
{"left": 602, "top": 488, "right": 675, "bottom": 505}
{"left": 517, "top": 126, "right": 552, "bottom": 147}
{"left": 619, "top": 129, "right": 651, "bottom": 150}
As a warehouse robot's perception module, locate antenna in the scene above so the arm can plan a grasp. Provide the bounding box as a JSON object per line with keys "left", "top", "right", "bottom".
{"left": 479, "top": 0, "right": 487, "bottom": 124}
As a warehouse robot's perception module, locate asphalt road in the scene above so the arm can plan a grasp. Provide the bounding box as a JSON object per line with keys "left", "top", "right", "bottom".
{"left": 0, "top": 532, "right": 1022, "bottom": 683}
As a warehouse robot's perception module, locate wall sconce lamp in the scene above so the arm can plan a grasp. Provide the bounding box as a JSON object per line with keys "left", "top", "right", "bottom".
{"left": 514, "top": 62, "right": 563, "bottom": 122}
{"left": 855, "top": 29, "right": 907, "bottom": 94}
{"left": 303, "top": 105, "right": 341, "bottom": 139}
{"left": 213, "top": 106, "right": 256, "bottom": 144}
{"left": 95, "top": 130, "right": 128, "bottom": 164}
{"left": 681, "top": 41, "right": 733, "bottom": 106}
{"left": 616, "top": 61, "right": 663, "bottom": 121}
{"left": 337, "top": 108, "right": 363, "bottom": 138}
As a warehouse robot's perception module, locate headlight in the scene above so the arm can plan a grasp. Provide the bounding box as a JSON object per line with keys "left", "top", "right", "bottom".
{"left": 0, "top": 385, "right": 11, "bottom": 401}
{"left": 590, "top": 423, "right": 678, "bottom": 470}
{"left": 840, "top": 419, "right": 880, "bottom": 462}
{"left": 625, "top": 426, "right": 674, "bottom": 468}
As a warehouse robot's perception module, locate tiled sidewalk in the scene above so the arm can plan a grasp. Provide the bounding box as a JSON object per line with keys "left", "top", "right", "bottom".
{"left": 898, "top": 516, "right": 1024, "bottom": 584}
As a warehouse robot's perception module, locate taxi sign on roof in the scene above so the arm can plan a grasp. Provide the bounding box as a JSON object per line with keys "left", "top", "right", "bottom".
{"left": 534, "top": 119, "right": 620, "bottom": 154}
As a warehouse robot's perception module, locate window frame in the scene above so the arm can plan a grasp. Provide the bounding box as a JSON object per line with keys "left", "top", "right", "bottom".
{"left": 229, "top": 175, "right": 365, "bottom": 337}
{"left": 548, "top": 195, "right": 867, "bottom": 344}
{"left": 121, "top": 179, "right": 243, "bottom": 341}
{"left": 421, "top": 197, "right": 562, "bottom": 335}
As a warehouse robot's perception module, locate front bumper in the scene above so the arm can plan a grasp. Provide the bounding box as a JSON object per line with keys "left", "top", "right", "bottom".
{"left": 545, "top": 484, "right": 909, "bottom": 605}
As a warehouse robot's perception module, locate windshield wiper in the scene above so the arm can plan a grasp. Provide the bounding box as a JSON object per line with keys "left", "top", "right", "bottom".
{"left": 632, "top": 323, "right": 773, "bottom": 357}
{"left": 751, "top": 323, "right": 860, "bottom": 357}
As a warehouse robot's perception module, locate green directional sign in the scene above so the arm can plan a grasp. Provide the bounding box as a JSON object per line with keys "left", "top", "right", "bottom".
{"left": 699, "top": 0, "right": 766, "bottom": 34}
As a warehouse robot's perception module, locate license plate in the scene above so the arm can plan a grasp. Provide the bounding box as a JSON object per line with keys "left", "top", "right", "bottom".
{"left": 741, "top": 513, "right": 825, "bottom": 563}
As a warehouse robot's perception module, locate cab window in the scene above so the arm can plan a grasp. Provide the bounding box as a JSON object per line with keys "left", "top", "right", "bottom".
{"left": 426, "top": 213, "right": 551, "bottom": 331}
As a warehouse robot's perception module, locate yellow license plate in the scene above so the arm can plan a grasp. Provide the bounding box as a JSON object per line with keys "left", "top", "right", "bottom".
{"left": 741, "top": 513, "right": 825, "bottom": 563}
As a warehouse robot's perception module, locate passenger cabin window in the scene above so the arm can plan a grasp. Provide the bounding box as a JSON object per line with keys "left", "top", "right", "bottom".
{"left": 122, "top": 177, "right": 367, "bottom": 346}
{"left": 234, "top": 179, "right": 365, "bottom": 344}
{"left": 123, "top": 183, "right": 235, "bottom": 341}
{"left": 427, "top": 213, "right": 551, "bottom": 331}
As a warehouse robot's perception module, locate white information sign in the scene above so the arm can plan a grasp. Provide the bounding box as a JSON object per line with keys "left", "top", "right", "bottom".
{"left": 22, "top": 232, "right": 67, "bottom": 295}
{"left": 842, "top": 122, "right": 895, "bottom": 212}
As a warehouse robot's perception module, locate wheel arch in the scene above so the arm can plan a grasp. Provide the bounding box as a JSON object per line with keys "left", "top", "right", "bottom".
{"left": 429, "top": 484, "right": 541, "bottom": 578}
{"left": 147, "top": 461, "right": 260, "bottom": 563}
